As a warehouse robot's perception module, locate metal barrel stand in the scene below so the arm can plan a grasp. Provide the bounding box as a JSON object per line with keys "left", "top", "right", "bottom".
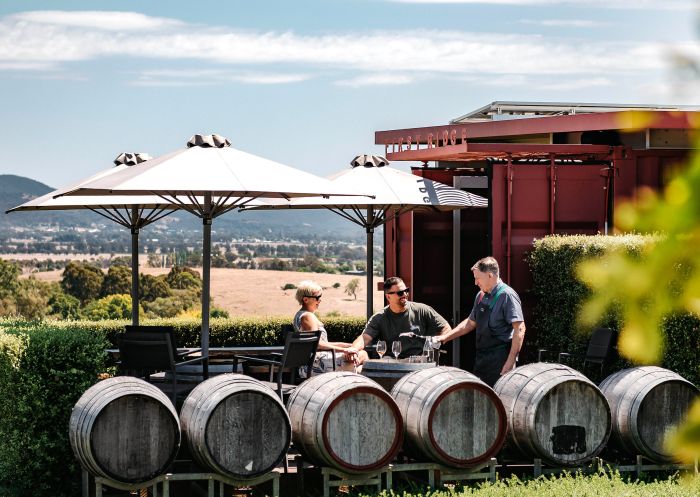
{"left": 93, "top": 471, "right": 280, "bottom": 497}
{"left": 385, "top": 458, "right": 497, "bottom": 489}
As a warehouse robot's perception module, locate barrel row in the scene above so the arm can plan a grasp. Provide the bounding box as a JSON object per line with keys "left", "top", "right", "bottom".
{"left": 70, "top": 365, "right": 698, "bottom": 484}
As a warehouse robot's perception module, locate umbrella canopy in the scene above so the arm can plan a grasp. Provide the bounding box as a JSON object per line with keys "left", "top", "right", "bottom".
{"left": 6, "top": 152, "right": 177, "bottom": 325}
{"left": 243, "top": 154, "right": 488, "bottom": 318}
{"left": 57, "top": 134, "right": 373, "bottom": 375}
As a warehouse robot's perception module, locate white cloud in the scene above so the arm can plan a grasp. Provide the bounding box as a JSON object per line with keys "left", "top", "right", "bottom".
{"left": 131, "top": 69, "right": 311, "bottom": 86}
{"left": 335, "top": 73, "right": 417, "bottom": 87}
{"left": 519, "top": 19, "right": 610, "bottom": 28}
{"left": 9, "top": 10, "right": 184, "bottom": 31}
{"left": 0, "top": 9, "right": 695, "bottom": 87}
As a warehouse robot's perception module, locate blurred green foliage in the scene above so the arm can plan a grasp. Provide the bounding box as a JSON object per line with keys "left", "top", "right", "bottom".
{"left": 576, "top": 113, "right": 700, "bottom": 462}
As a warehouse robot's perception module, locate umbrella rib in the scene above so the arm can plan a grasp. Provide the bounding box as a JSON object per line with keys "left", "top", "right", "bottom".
{"left": 140, "top": 207, "right": 174, "bottom": 228}
{"left": 327, "top": 207, "right": 365, "bottom": 228}
{"left": 219, "top": 194, "right": 263, "bottom": 217}
{"left": 89, "top": 207, "right": 130, "bottom": 229}
{"left": 351, "top": 206, "right": 368, "bottom": 226}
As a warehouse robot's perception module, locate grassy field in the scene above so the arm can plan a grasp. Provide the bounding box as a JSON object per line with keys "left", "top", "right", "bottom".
{"left": 26, "top": 267, "right": 385, "bottom": 317}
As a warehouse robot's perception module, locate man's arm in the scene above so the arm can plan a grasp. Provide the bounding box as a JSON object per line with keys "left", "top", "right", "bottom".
{"left": 436, "top": 317, "right": 477, "bottom": 344}
{"left": 500, "top": 321, "right": 525, "bottom": 375}
{"left": 351, "top": 333, "right": 373, "bottom": 351}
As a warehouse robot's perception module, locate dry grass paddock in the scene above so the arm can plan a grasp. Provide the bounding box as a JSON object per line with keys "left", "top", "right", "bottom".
{"left": 24, "top": 267, "right": 384, "bottom": 318}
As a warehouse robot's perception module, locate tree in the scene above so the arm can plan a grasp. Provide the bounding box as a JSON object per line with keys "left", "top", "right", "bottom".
{"left": 166, "top": 266, "right": 201, "bottom": 290}
{"left": 101, "top": 265, "right": 131, "bottom": 297}
{"left": 344, "top": 278, "right": 361, "bottom": 300}
{"left": 48, "top": 293, "right": 81, "bottom": 319}
{"left": 14, "top": 277, "right": 54, "bottom": 320}
{"left": 139, "top": 274, "right": 172, "bottom": 302}
{"left": 0, "top": 258, "right": 20, "bottom": 300}
{"left": 61, "top": 261, "right": 104, "bottom": 305}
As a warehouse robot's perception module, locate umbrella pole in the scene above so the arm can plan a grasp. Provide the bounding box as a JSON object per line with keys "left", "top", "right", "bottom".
{"left": 366, "top": 208, "right": 374, "bottom": 321}
{"left": 130, "top": 208, "right": 139, "bottom": 326}
{"left": 201, "top": 194, "right": 212, "bottom": 379}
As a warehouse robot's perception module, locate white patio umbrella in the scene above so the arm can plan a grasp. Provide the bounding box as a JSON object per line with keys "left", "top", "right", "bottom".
{"left": 6, "top": 152, "right": 177, "bottom": 325}
{"left": 243, "top": 154, "right": 488, "bottom": 319}
{"left": 56, "top": 134, "right": 372, "bottom": 375}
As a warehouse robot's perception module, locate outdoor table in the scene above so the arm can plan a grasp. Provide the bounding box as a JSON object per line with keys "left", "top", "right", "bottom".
{"left": 107, "top": 345, "right": 286, "bottom": 384}
{"left": 106, "top": 345, "right": 284, "bottom": 362}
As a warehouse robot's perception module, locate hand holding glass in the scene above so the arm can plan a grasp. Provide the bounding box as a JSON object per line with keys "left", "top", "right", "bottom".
{"left": 391, "top": 340, "right": 402, "bottom": 360}
{"left": 376, "top": 340, "right": 387, "bottom": 360}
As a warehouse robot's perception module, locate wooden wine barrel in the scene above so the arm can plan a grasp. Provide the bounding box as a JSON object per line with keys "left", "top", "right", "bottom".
{"left": 599, "top": 366, "right": 698, "bottom": 462}
{"left": 391, "top": 366, "right": 507, "bottom": 468}
{"left": 494, "top": 363, "right": 611, "bottom": 466}
{"left": 180, "top": 374, "right": 291, "bottom": 479}
{"left": 361, "top": 359, "right": 436, "bottom": 391}
{"left": 69, "top": 376, "right": 180, "bottom": 484}
{"left": 287, "top": 371, "right": 403, "bottom": 473}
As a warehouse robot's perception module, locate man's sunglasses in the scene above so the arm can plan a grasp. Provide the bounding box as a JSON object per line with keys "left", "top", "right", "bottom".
{"left": 306, "top": 294, "right": 322, "bottom": 300}
{"left": 386, "top": 288, "right": 410, "bottom": 296}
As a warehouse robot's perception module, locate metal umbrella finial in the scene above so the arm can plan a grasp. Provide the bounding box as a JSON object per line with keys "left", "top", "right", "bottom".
{"left": 187, "top": 134, "right": 231, "bottom": 148}
{"left": 350, "top": 155, "right": 389, "bottom": 168}
{"left": 114, "top": 152, "right": 152, "bottom": 167}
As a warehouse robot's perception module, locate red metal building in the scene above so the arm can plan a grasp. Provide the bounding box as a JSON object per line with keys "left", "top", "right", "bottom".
{"left": 374, "top": 101, "right": 698, "bottom": 368}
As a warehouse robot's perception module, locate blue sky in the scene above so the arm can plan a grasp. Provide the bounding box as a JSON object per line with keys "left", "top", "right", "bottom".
{"left": 0, "top": 0, "right": 698, "bottom": 188}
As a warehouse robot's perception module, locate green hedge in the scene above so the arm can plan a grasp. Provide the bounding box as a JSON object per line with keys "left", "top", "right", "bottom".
{"left": 528, "top": 234, "right": 700, "bottom": 385}
{"left": 0, "top": 322, "right": 108, "bottom": 497}
{"left": 0, "top": 315, "right": 367, "bottom": 349}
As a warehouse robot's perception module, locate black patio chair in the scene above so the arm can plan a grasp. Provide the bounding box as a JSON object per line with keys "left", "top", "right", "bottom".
{"left": 538, "top": 327, "right": 617, "bottom": 381}
{"left": 234, "top": 330, "right": 321, "bottom": 401}
{"left": 118, "top": 326, "right": 203, "bottom": 404}
{"left": 281, "top": 323, "right": 337, "bottom": 370}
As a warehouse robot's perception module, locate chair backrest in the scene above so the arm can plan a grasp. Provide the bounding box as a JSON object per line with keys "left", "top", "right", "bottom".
{"left": 119, "top": 329, "right": 176, "bottom": 372}
{"left": 125, "top": 325, "right": 179, "bottom": 358}
{"left": 280, "top": 330, "right": 321, "bottom": 371}
{"left": 280, "top": 323, "right": 295, "bottom": 335}
{"left": 584, "top": 327, "right": 615, "bottom": 364}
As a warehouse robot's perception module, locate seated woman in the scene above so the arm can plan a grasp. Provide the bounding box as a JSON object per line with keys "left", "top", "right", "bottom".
{"left": 294, "top": 280, "right": 354, "bottom": 376}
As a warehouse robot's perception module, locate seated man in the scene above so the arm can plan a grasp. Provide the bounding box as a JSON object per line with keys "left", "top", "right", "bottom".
{"left": 346, "top": 276, "right": 451, "bottom": 365}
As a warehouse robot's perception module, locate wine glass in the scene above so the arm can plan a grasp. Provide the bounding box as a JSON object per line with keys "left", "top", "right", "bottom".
{"left": 376, "top": 340, "right": 387, "bottom": 361}
{"left": 391, "top": 340, "right": 402, "bottom": 360}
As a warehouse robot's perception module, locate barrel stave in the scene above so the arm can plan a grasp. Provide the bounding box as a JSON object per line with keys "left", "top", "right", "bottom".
{"left": 391, "top": 367, "right": 507, "bottom": 468}
{"left": 599, "top": 366, "right": 699, "bottom": 462}
{"left": 495, "top": 363, "right": 611, "bottom": 466}
{"left": 286, "top": 371, "right": 402, "bottom": 473}
{"left": 69, "top": 377, "right": 180, "bottom": 484}
{"left": 180, "top": 374, "right": 291, "bottom": 478}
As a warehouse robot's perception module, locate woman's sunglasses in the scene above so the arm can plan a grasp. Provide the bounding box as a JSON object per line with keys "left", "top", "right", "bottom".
{"left": 386, "top": 288, "right": 410, "bottom": 296}
{"left": 306, "top": 294, "right": 322, "bottom": 300}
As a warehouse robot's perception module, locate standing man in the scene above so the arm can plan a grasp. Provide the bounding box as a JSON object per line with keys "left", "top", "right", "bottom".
{"left": 436, "top": 257, "right": 525, "bottom": 387}
{"left": 346, "top": 276, "right": 451, "bottom": 365}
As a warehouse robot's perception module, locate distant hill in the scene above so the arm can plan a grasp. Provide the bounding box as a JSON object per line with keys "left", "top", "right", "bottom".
{"left": 0, "top": 174, "right": 367, "bottom": 240}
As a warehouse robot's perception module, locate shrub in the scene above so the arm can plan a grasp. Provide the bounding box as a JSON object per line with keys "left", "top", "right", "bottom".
{"left": 0, "top": 323, "right": 108, "bottom": 497}
{"left": 332, "top": 282, "right": 341, "bottom": 289}
{"left": 282, "top": 283, "right": 296, "bottom": 290}
{"left": 81, "top": 294, "right": 133, "bottom": 320}
{"left": 528, "top": 234, "right": 699, "bottom": 385}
